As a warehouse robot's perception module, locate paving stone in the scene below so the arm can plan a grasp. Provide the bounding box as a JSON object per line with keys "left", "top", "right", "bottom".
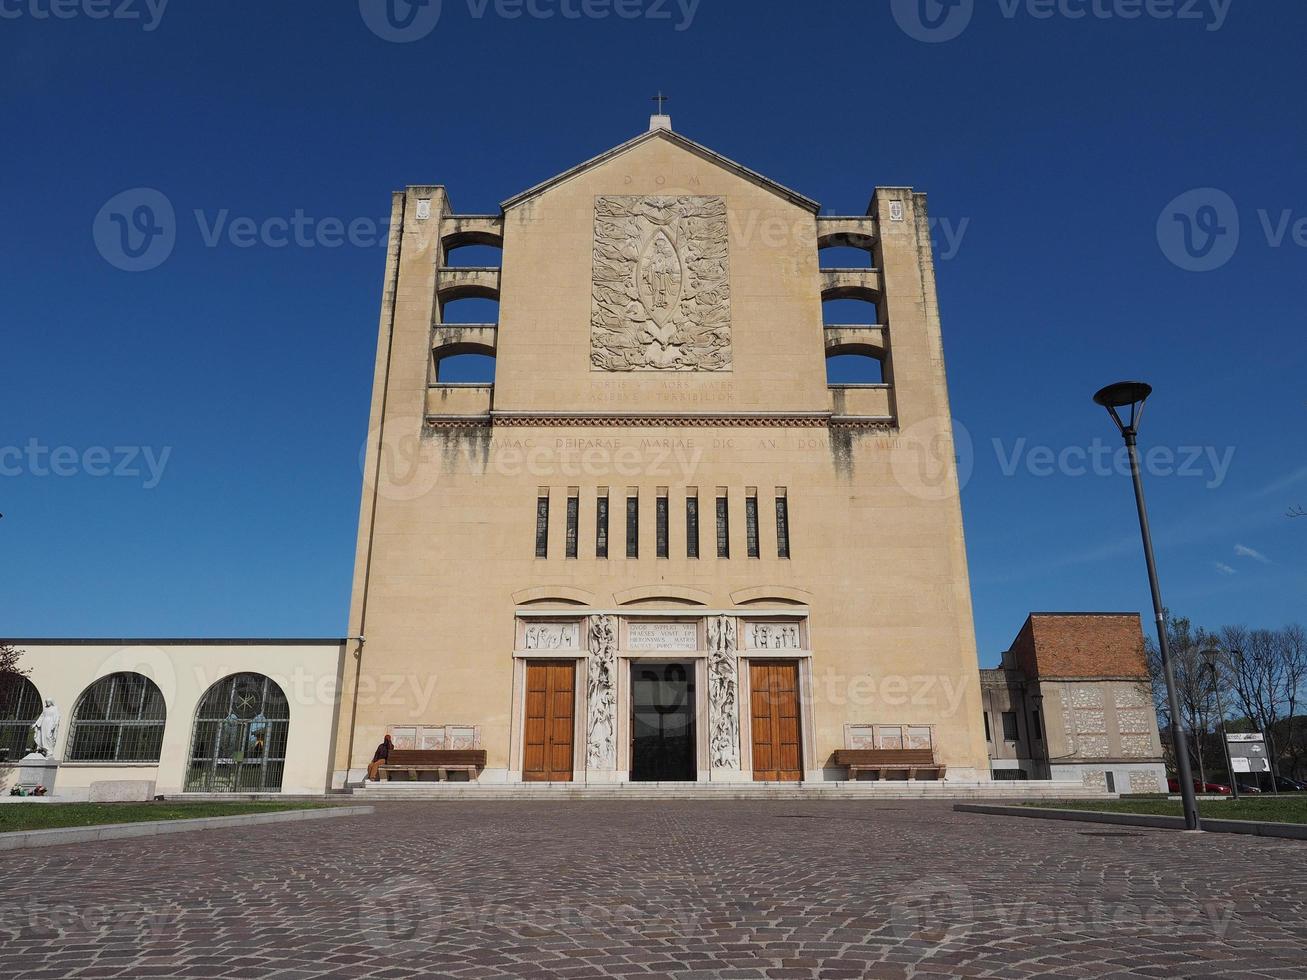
{"left": 0, "top": 801, "right": 1304, "bottom": 978}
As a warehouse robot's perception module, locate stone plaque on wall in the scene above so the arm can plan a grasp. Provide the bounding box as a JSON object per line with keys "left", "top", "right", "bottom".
{"left": 591, "top": 196, "right": 731, "bottom": 372}
{"left": 626, "top": 621, "right": 698, "bottom": 651}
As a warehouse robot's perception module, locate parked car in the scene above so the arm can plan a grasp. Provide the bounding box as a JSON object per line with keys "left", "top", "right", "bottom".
{"left": 1235, "top": 782, "right": 1263, "bottom": 794}
{"left": 1168, "top": 778, "right": 1232, "bottom": 795}
{"left": 1273, "top": 776, "right": 1306, "bottom": 792}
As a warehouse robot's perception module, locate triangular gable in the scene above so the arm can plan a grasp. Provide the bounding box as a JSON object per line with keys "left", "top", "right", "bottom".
{"left": 500, "top": 127, "right": 821, "bottom": 214}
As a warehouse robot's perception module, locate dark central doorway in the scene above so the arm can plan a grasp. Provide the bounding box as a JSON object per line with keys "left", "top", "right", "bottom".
{"left": 630, "top": 661, "right": 696, "bottom": 781}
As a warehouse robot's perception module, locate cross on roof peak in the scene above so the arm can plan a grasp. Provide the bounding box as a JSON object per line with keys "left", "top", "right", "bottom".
{"left": 651, "top": 92, "right": 669, "bottom": 115}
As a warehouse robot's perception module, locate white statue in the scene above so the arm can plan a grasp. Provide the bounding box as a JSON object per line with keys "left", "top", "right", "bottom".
{"left": 30, "top": 699, "right": 60, "bottom": 758}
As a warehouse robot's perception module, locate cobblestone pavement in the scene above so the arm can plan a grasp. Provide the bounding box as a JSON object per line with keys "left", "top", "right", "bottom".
{"left": 2, "top": 801, "right": 1305, "bottom": 978}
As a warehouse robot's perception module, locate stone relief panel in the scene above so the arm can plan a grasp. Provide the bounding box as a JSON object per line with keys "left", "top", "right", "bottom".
{"left": 1069, "top": 686, "right": 1105, "bottom": 709}
{"left": 744, "top": 622, "right": 801, "bottom": 650}
{"left": 1077, "top": 735, "right": 1110, "bottom": 758}
{"left": 1114, "top": 684, "right": 1152, "bottom": 710}
{"left": 1117, "top": 708, "right": 1154, "bottom": 734}
{"left": 1128, "top": 769, "right": 1161, "bottom": 793}
{"left": 523, "top": 622, "right": 580, "bottom": 651}
{"left": 706, "top": 615, "right": 740, "bottom": 770}
{"left": 1074, "top": 710, "right": 1107, "bottom": 734}
{"left": 586, "top": 615, "right": 617, "bottom": 771}
{"left": 591, "top": 196, "right": 732, "bottom": 372}
{"left": 1120, "top": 735, "right": 1155, "bottom": 758}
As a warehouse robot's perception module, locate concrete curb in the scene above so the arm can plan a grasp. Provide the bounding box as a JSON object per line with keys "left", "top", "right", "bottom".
{"left": 0, "top": 805, "right": 374, "bottom": 851}
{"left": 954, "top": 803, "right": 1307, "bottom": 841}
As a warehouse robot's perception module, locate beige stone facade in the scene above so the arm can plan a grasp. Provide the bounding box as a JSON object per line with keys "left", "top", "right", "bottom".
{"left": 333, "top": 119, "right": 990, "bottom": 785}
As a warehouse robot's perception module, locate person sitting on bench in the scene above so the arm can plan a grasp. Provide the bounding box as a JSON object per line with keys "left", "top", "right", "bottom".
{"left": 366, "top": 733, "right": 393, "bottom": 782}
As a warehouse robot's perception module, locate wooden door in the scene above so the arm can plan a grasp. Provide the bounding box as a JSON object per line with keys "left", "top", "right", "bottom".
{"left": 522, "top": 661, "right": 575, "bottom": 782}
{"left": 750, "top": 661, "right": 802, "bottom": 781}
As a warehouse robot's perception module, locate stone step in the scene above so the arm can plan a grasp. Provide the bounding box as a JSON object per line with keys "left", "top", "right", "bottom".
{"left": 353, "top": 781, "right": 1113, "bottom": 801}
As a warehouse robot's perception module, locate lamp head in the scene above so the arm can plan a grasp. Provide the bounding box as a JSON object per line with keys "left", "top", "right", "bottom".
{"left": 1094, "top": 381, "right": 1153, "bottom": 436}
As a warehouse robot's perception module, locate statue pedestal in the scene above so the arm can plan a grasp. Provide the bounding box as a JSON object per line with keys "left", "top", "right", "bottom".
{"left": 18, "top": 755, "right": 60, "bottom": 796}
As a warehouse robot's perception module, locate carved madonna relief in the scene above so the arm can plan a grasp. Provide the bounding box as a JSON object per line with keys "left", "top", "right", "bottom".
{"left": 591, "top": 196, "right": 732, "bottom": 372}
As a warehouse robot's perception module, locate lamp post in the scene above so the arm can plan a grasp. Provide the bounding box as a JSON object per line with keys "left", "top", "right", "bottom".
{"left": 1202, "top": 646, "right": 1238, "bottom": 801}
{"left": 1094, "top": 381, "right": 1201, "bottom": 831}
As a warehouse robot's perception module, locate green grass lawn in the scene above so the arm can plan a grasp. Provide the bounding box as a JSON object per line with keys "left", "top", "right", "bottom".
{"left": 0, "top": 801, "right": 325, "bottom": 833}
{"left": 1024, "top": 795, "right": 1307, "bottom": 825}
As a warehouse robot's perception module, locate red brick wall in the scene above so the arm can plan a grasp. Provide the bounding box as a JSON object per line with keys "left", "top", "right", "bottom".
{"left": 1010, "top": 614, "right": 1148, "bottom": 679}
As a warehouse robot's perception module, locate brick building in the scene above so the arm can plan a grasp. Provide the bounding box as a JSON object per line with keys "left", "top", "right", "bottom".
{"left": 981, "top": 613, "right": 1166, "bottom": 793}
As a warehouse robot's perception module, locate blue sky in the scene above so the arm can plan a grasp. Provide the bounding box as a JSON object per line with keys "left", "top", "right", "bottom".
{"left": 1, "top": 0, "right": 1303, "bottom": 663}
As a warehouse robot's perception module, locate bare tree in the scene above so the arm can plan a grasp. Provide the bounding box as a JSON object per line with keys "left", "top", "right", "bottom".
{"left": 0, "top": 644, "right": 26, "bottom": 679}
{"left": 1221, "top": 625, "right": 1297, "bottom": 783}
{"left": 0, "top": 644, "right": 30, "bottom": 766}
{"left": 1146, "top": 613, "right": 1218, "bottom": 784}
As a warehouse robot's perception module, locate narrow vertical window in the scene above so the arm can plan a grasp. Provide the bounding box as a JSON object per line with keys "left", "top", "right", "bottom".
{"left": 626, "top": 491, "right": 639, "bottom": 559}
{"left": 596, "top": 491, "right": 609, "bottom": 559}
{"left": 715, "top": 492, "right": 729, "bottom": 559}
{"left": 686, "top": 491, "right": 699, "bottom": 559}
{"left": 534, "top": 493, "right": 550, "bottom": 558}
{"left": 565, "top": 492, "right": 579, "bottom": 559}
{"left": 656, "top": 491, "right": 669, "bottom": 558}
{"left": 775, "top": 491, "right": 790, "bottom": 560}
{"left": 745, "top": 491, "right": 760, "bottom": 558}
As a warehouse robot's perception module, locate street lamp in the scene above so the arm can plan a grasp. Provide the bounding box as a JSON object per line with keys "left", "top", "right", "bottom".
{"left": 1202, "top": 646, "right": 1238, "bottom": 801}
{"left": 1094, "top": 381, "right": 1202, "bottom": 831}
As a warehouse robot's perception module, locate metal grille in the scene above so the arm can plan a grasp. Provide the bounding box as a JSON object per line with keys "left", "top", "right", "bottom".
{"left": 775, "top": 496, "right": 790, "bottom": 559}
{"left": 0, "top": 674, "right": 42, "bottom": 761}
{"left": 67, "top": 672, "right": 167, "bottom": 762}
{"left": 686, "top": 497, "right": 699, "bottom": 558}
{"left": 534, "top": 496, "right": 550, "bottom": 558}
{"left": 186, "top": 673, "right": 290, "bottom": 793}
{"left": 596, "top": 496, "right": 609, "bottom": 558}
{"left": 626, "top": 496, "right": 639, "bottom": 558}
{"left": 656, "top": 496, "right": 669, "bottom": 558}
{"left": 565, "top": 495, "right": 579, "bottom": 558}
{"left": 716, "top": 496, "right": 730, "bottom": 558}
{"left": 745, "top": 496, "right": 760, "bottom": 558}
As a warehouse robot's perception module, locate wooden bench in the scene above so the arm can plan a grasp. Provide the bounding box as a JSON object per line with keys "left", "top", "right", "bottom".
{"left": 832, "top": 748, "right": 946, "bottom": 781}
{"left": 378, "top": 749, "right": 487, "bottom": 782}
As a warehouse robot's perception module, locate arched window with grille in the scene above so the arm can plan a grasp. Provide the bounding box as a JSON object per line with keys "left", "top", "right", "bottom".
{"left": 0, "top": 674, "right": 43, "bottom": 761}
{"left": 67, "top": 672, "right": 167, "bottom": 762}
{"left": 186, "top": 673, "right": 290, "bottom": 793}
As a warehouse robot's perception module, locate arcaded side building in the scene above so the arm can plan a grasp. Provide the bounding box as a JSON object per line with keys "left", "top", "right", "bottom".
{"left": 333, "top": 115, "right": 990, "bottom": 785}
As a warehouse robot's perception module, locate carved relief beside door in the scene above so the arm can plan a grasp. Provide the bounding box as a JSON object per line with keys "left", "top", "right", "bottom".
{"left": 522, "top": 661, "right": 575, "bottom": 782}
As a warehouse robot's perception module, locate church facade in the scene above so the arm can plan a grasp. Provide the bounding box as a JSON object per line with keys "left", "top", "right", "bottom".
{"left": 334, "top": 116, "right": 990, "bottom": 786}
